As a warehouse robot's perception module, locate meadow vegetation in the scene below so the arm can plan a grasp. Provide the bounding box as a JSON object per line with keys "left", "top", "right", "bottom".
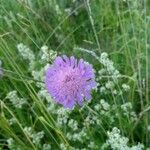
{"left": 0, "top": 0, "right": 149, "bottom": 149}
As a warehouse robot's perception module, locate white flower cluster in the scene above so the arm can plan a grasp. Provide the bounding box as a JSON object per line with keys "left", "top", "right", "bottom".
{"left": 100, "top": 99, "right": 110, "bottom": 110}
{"left": 94, "top": 99, "right": 110, "bottom": 117}
{"left": 93, "top": 100, "right": 117, "bottom": 126}
{"left": 6, "top": 91, "right": 27, "bottom": 108}
{"left": 55, "top": 4, "right": 62, "bottom": 15}
{"left": 98, "top": 53, "right": 120, "bottom": 94}
{"left": 56, "top": 107, "right": 70, "bottom": 126}
{"left": 7, "top": 138, "right": 21, "bottom": 150}
{"left": 19, "top": 45, "right": 57, "bottom": 123}
{"left": 38, "top": 88, "right": 53, "bottom": 103}
{"left": 32, "top": 69, "right": 44, "bottom": 82}
{"left": 99, "top": 52, "right": 120, "bottom": 79}
{"left": 106, "top": 127, "right": 144, "bottom": 150}
{"left": 23, "top": 127, "right": 44, "bottom": 145}
{"left": 105, "top": 81, "right": 114, "bottom": 89}
{"left": 31, "top": 64, "right": 53, "bottom": 103}
{"left": 41, "top": 45, "right": 57, "bottom": 63}
{"left": 121, "top": 102, "right": 137, "bottom": 122}
{"left": 121, "top": 102, "right": 132, "bottom": 113}
{"left": 88, "top": 141, "right": 98, "bottom": 149}
{"left": 98, "top": 52, "right": 130, "bottom": 95}
{"left": 31, "top": 45, "right": 57, "bottom": 103}
{"left": 31, "top": 66, "right": 47, "bottom": 86}
{"left": 42, "top": 143, "right": 51, "bottom": 150}
{"left": 122, "top": 83, "right": 130, "bottom": 91}
{"left": 98, "top": 53, "right": 131, "bottom": 96}
{"left": 46, "top": 101, "right": 56, "bottom": 113}
{"left": 68, "top": 119, "right": 78, "bottom": 131}
{"left": 9, "top": 117, "right": 17, "bottom": 125}
{"left": 60, "top": 143, "right": 78, "bottom": 150}
{"left": 147, "top": 125, "right": 150, "bottom": 131}
{"left": 99, "top": 86, "right": 107, "bottom": 93}
{"left": 60, "top": 143, "right": 67, "bottom": 150}
{"left": 66, "top": 127, "right": 88, "bottom": 143}
{"left": 84, "top": 113, "right": 99, "bottom": 125}
{"left": 17, "top": 43, "right": 35, "bottom": 70}
{"left": 7, "top": 138, "right": 14, "bottom": 149}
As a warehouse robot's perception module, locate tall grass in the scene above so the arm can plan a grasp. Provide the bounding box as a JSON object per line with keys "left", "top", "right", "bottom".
{"left": 0, "top": 0, "right": 149, "bottom": 149}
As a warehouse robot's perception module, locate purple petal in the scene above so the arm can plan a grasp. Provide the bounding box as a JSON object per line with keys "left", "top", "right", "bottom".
{"left": 64, "top": 98, "right": 75, "bottom": 109}
{"left": 63, "top": 55, "right": 70, "bottom": 64}
{"left": 54, "top": 56, "right": 63, "bottom": 66}
{"left": 76, "top": 93, "right": 83, "bottom": 106}
{"left": 70, "top": 56, "right": 76, "bottom": 68}
{"left": 84, "top": 90, "right": 92, "bottom": 101}
{"left": 78, "top": 59, "right": 84, "bottom": 70}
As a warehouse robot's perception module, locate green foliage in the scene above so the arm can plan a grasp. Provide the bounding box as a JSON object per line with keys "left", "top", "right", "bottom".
{"left": 0, "top": 0, "right": 149, "bottom": 149}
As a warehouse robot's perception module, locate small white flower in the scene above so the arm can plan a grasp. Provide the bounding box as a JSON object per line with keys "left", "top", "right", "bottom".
{"left": 121, "top": 102, "right": 132, "bottom": 112}
{"left": 88, "top": 141, "right": 96, "bottom": 149}
{"left": 55, "top": 4, "right": 62, "bottom": 15}
{"left": 98, "top": 68, "right": 106, "bottom": 75}
{"left": 7, "top": 138, "right": 14, "bottom": 147}
{"left": 100, "top": 52, "right": 108, "bottom": 59}
{"left": 100, "top": 99, "right": 110, "bottom": 110}
{"left": 122, "top": 84, "right": 130, "bottom": 91}
{"left": 17, "top": 43, "right": 35, "bottom": 62}
{"left": 17, "top": 43, "right": 35, "bottom": 70}
{"left": 99, "top": 52, "right": 120, "bottom": 79}
{"left": 68, "top": 119, "right": 78, "bottom": 131}
{"left": 60, "top": 143, "right": 67, "bottom": 150}
{"left": 23, "top": 127, "right": 44, "bottom": 144}
{"left": 9, "top": 117, "right": 17, "bottom": 125}
{"left": 100, "top": 86, "right": 106, "bottom": 93}
{"left": 105, "top": 81, "right": 114, "bottom": 89}
{"left": 6, "top": 91, "right": 27, "bottom": 108}
{"left": 40, "top": 45, "right": 57, "bottom": 63}
{"left": 43, "top": 144, "right": 51, "bottom": 150}
{"left": 147, "top": 125, "right": 150, "bottom": 131}
{"left": 94, "top": 104, "right": 101, "bottom": 111}
{"left": 32, "top": 131, "right": 44, "bottom": 144}
{"left": 106, "top": 127, "right": 144, "bottom": 150}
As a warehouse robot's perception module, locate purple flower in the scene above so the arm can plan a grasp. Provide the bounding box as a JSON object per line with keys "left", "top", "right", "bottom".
{"left": 45, "top": 56, "right": 96, "bottom": 109}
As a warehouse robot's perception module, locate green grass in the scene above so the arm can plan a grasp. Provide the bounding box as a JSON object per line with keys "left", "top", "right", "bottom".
{"left": 0, "top": 0, "right": 149, "bottom": 149}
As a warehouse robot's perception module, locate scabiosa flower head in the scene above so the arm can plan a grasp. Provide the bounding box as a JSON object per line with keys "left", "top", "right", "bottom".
{"left": 45, "top": 55, "right": 96, "bottom": 109}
